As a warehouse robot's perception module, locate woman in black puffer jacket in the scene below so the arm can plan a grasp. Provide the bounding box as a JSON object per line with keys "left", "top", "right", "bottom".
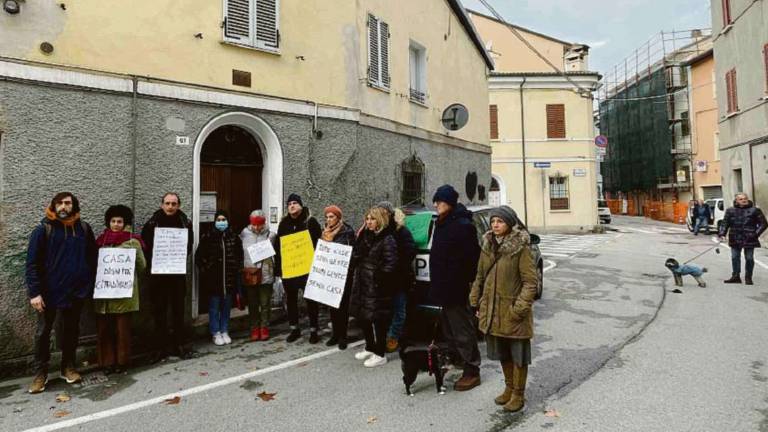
{"left": 196, "top": 210, "right": 243, "bottom": 346}
{"left": 349, "top": 206, "right": 397, "bottom": 368}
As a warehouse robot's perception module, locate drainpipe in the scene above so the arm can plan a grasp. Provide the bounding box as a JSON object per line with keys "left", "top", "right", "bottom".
{"left": 130, "top": 76, "right": 138, "bottom": 213}
{"left": 519, "top": 76, "right": 528, "bottom": 224}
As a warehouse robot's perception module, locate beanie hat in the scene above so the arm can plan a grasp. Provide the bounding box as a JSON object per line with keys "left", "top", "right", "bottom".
{"left": 286, "top": 193, "right": 303, "bottom": 207}
{"left": 432, "top": 184, "right": 459, "bottom": 207}
{"left": 376, "top": 201, "right": 395, "bottom": 215}
{"left": 104, "top": 205, "right": 134, "bottom": 227}
{"left": 323, "top": 205, "right": 343, "bottom": 220}
{"left": 488, "top": 206, "right": 518, "bottom": 229}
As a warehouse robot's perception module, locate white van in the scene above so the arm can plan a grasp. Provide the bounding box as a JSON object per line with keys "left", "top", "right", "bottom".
{"left": 686, "top": 198, "right": 725, "bottom": 234}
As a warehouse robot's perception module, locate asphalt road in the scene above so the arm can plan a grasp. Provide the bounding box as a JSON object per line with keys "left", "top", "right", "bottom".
{"left": 1, "top": 216, "right": 763, "bottom": 431}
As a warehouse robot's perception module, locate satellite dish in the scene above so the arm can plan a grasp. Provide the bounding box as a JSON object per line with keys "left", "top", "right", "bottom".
{"left": 441, "top": 104, "right": 469, "bottom": 131}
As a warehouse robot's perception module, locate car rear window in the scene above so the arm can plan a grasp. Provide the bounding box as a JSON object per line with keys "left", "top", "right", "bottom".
{"left": 597, "top": 200, "right": 608, "bottom": 208}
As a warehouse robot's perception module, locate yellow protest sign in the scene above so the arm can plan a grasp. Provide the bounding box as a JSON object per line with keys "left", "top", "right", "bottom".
{"left": 280, "top": 230, "right": 315, "bottom": 278}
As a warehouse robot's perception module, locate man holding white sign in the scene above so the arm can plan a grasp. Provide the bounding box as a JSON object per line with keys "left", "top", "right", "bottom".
{"left": 141, "top": 192, "right": 193, "bottom": 360}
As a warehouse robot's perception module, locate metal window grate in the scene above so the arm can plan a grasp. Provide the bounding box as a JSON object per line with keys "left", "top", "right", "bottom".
{"left": 549, "top": 175, "right": 570, "bottom": 210}
{"left": 409, "top": 88, "right": 426, "bottom": 104}
{"left": 401, "top": 156, "right": 425, "bottom": 206}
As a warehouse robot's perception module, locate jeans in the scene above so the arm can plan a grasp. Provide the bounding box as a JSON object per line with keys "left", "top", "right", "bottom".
{"left": 33, "top": 299, "right": 84, "bottom": 373}
{"left": 209, "top": 293, "right": 233, "bottom": 335}
{"left": 693, "top": 216, "right": 707, "bottom": 234}
{"left": 150, "top": 275, "right": 187, "bottom": 352}
{"left": 246, "top": 283, "right": 273, "bottom": 328}
{"left": 731, "top": 247, "right": 755, "bottom": 276}
{"left": 284, "top": 276, "right": 319, "bottom": 331}
{"left": 387, "top": 291, "right": 407, "bottom": 340}
{"left": 360, "top": 318, "right": 390, "bottom": 357}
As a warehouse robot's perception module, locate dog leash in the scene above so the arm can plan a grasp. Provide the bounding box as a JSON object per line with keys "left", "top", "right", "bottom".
{"left": 682, "top": 243, "right": 721, "bottom": 265}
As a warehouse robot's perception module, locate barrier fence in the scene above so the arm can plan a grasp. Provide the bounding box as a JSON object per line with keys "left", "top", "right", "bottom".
{"left": 606, "top": 199, "right": 687, "bottom": 224}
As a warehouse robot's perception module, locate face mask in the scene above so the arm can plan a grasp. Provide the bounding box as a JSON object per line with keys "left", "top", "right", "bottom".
{"left": 215, "top": 220, "right": 229, "bottom": 231}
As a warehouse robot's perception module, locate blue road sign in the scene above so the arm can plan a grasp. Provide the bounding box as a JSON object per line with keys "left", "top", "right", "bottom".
{"left": 533, "top": 162, "right": 551, "bottom": 168}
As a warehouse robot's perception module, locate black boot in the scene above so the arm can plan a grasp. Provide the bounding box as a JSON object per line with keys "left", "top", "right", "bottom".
{"left": 309, "top": 331, "right": 320, "bottom": 344}
{"left": 286, "top": 328, "right": 301, "bottom": 343}
{"left": 338, "top": 338, "right": 348, "bottom": 350}
{"left": 745, "top": 274, "right": 753, "bottom": 285}
{"left": 325, "top": 336, "right": 338, "bottom": 347}
{"left": 724, "top": 274, "right": 742, "bottom": 284}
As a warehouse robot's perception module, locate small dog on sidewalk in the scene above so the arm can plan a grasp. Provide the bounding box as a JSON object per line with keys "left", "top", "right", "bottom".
{"left": 665, "top": 258, "right": 707, "bottom": 287}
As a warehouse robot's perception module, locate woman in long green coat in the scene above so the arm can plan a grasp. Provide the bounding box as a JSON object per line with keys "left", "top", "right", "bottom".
{"left": 94, "top": 205, "right": 146, "bottom": 373}
{"left": 469, "top": 206, "right": 538, "bottom": 412}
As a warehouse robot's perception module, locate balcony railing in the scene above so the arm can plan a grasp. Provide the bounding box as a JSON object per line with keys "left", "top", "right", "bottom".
{"left": 409, "top": 88, "right": 426, "bottom": 104}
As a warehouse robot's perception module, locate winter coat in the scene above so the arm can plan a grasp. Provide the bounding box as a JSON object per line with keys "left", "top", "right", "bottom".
{"left": 673, "top": 264, "right": 705, "bottom": 277}
{"left": 26, "top": 215, "right": 98, "bottom": 308}
{"left": 196, "top": 228, "right": 244, "bottom": 297}
{"left": 141, "top": 209, "right": 194, "bottom": 274}
{"left": 328, "top": 222, "right": 357, "bottom": 307}
{"left": 469, "top": 228, "right": 538, "bottom": 339}
{"left": 718, "top": 200, "right": 768, "bottom": 248}
{"left": 693, "top": 204, "right": 711, "bottom": 220}
{"left": 349, "top": 227, "right": 398, "bottom": 322}
{"left": 240, "top": 225, "right": 277, "bottom": 285}
{"left": 94, "top": 237, "right": 146, "bottom": 314}
{"left": 428, "top": 204, "right": 481, "bottom": 306}
{"left": 274, "top": 207, "right": 322, "bottom": 280}
{"left": 392, "top": 225, "right": 417, "bottom": 293}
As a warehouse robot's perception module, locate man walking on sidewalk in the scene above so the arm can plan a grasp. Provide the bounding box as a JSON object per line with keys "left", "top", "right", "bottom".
{"left": 429, "top": 184, "right": 482, "bottom": 391}
{"left": 719, "top": 193, "right": 767, "bottom": 285}
{"left": 25, "top": 192, "right": 97, "bottom": 393}
{"left": 692, "top": 199, "right": 711, "bottom": 235}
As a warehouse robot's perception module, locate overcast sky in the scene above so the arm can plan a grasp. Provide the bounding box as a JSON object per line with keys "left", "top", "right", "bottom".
{"left": 462, "top": 0, "right": 712, "bottom": 75}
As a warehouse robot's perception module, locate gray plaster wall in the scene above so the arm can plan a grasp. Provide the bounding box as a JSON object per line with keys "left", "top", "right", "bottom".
{"left": 0, "top": 79, "right": 490, "bottom": 364}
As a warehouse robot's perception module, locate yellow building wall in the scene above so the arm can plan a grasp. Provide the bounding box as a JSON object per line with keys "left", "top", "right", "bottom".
{"left": 468, "top": 12, "right": 565, "bottom": 74}
{"left": 690, "top": 55, "right": 721, "bottom": 198}
{"left": 1, "top": 0, "right": 489, "bottom": 144}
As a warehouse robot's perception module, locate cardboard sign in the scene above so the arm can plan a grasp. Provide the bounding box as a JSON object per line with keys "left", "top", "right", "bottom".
{"left": 151, "top": 228, "right": 189, "bottom": 274}
{"left": 94, "top": 248, "right": 136, "bottom": 299}
{"left": 247, "top": 240, "right": 276, "bottom": 264}
{"left": 279, "top": 230, "right": 314, "bottom": 278}
{"left": 304, "top": 240, "right": 353, "bottom": 308}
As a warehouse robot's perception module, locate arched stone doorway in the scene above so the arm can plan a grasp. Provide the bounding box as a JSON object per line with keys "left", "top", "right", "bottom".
{"left": 193, "top": 112, "right": 283, "bottom": 317}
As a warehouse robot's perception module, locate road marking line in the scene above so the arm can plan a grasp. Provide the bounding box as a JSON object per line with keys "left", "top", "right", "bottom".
{"left": 622, "top": 227, "right": 656, "bottom": 234}
{"left": 21, "top": 339, "right": 366, "bottom": 432}
{"left": 710, "top": 237, "right": 768, "bottom": 270}
{"left": 543, "top": 259, "right": 557, "bottom": 273}
{"left": 541, "top": 252, "right": 571, "bottom": 257}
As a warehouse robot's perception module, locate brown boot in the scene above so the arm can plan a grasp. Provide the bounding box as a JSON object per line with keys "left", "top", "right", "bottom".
{"left": 503, "top": 364, "right": 528, "bottom": 412}
{"left": 724, "top": 274, "right": 742, "bottom": 284}
{"left": 28, "top": 371, "right": 48, "bottom": 394}
{"left": 495, "top": 362, "right": 514, "bottom": 405}
{"left": 454, "top": 370, "right": 481, "bottom": 391}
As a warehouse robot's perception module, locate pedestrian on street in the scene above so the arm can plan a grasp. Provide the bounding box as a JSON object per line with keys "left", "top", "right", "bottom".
{"left": 274, "top": 193, "right": 323, "bottom": 343}
{"left": 94, "top": 205, "right": 146, "bottom": 374}
{"left": 376, "top": 201, "right": 416, "bottom": 353}
{"left": 196, "top": 210, "right": 243, "bottom": 346}
{"left": 428, "top": 184, "right": 482, "bottom": 391}
{"left": 470, "top": 206, "right": 538, "bottom": 412}
{"left": 321, "top": 205, "right": 356, "bottom": 350}
{"left": 719, "top": 193, "right": 767, "bottom": 285}
{"left": 25, "top": 192, "right": 97, "bottom": 393}
{"left": 692, "top": 199, "right": 711, "bottom": 235}
{"left": 240, "top": 210, "right": 277, "bottom": 342}
{"left": 141, "top": 192, "right": 194, "bottom": 359}
{"left": 350, "top": 206, "right": 398, "bottom": 367}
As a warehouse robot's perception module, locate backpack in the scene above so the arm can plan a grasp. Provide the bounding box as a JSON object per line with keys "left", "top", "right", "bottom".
{"left": 42, "top": 219, "right": 93, "bottom": 242}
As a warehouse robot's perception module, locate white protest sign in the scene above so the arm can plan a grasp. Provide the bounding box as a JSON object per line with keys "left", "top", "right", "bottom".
{"left": 151, "top": 228, "right": 189, "bottom": 274}
{"left": 94, "top": 248, "right": 136, "bottom": 299}
{"left": 304, "top": 240, "right": 353, "bottom": 308}
{"left": 247, "top": 240, "right": 276, "bottom": 264}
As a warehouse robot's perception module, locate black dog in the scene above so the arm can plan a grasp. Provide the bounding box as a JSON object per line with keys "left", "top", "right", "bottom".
{"left": 399, "top": 343, "right": 448, "bottom": 396}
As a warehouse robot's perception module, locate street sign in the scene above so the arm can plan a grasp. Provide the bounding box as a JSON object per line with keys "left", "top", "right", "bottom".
{"left": 595, "top": 135, "right": 608, "bottom": 148}
{"left": 573, "top": 168, "right": 587, "bottom": 177}
{"left": 533, "top": 162, "right": 551, "bottom": 168}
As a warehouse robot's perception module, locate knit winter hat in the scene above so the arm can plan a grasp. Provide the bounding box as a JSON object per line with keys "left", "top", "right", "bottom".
{"left": 488, "top": 206, "right": 518, "bottom": 229}
{"left": 286, "top": 193, "right": 303, "bottom": 207}
{"left": 432, "top": 184, "right": 459, "bottom": 207}
{"left": 324, "top": 205, "right": 343, "bottom": 220}
{"left": 376, "top": 201, "right": 395, "bottom": 215}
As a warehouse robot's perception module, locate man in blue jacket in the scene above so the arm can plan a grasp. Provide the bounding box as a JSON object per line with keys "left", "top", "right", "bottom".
{"left": 26, "top": 192, "right": 97, "bottom": 394}
{"left": 429, "top": 184, "right": 482, "bottom": 391}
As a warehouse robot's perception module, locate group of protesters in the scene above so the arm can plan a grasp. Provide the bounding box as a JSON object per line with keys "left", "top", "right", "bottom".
{"left": 25, "top": 185, "right": 543, "bottom": 413}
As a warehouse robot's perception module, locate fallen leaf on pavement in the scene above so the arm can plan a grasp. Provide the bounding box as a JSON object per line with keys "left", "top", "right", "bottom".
{"left": 54, "top": 410, "right": 70, "bottom": 418}
{"left": 296, "top": 362, "right": 309, "bottom": 368}
{"left": 55, "top": 394, "right": 71, "bottom": 403}
{"left": 257, "top": 391, "right": 276, "bottom": 401}
{"left": 544, "top": 409, "right": 560, "bottom": 418}
{"left": 199, "top": 372, "right": 209, "bottom": 376}
{"left": 164, "top": 396, "right": 182, "bottom": 405}
{"left": 367, "top": 416, "right": 378, "bottom": 424}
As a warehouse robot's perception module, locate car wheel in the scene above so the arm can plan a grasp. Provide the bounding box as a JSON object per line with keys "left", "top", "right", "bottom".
{"left": 535, "top": 264, "right": 543, "bottom": 300}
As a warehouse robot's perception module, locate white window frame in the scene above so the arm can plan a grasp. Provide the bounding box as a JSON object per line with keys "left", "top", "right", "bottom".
{"left": 367, "top": 13, "right": 391, "bottom": 91}
{"left": 409, "top": 40, "right": 427, "bottom": 105}
{"left": 222, "top": 0, "right": 281, "bottom": 54}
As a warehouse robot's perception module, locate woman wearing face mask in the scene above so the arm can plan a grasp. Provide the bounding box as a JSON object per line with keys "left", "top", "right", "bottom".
{"left": 469, "top": 206, "right": 538, "bottom": 412}
{"left": 94, "top": 205, "right": 146, "bottom": 374}
{"left": 240, "top": 210, "right": 277, "bottom": 342}
{"left": 196, "top": 210, "right": 243, "bottom": 346}
{"left": 321, "top": 205, "right": 356, "bottom": 350}
{"left": 349, "top": 207, "right": 397, "bottom": 367}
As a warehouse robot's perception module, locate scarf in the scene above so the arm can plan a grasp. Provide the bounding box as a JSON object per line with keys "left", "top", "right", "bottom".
{"left": 45, "top": 208, "right": 81, "bottom": 237}
{"left": 96, "top": 229, "right": 146, "bottom": 250}
{"left": 322, "top": 220, "right": 343, "bottom": 242}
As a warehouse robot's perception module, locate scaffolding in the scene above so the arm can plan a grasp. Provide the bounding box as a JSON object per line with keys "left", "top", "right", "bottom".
{"left": 598, "top": 29, "right": 712, "bottom": 201}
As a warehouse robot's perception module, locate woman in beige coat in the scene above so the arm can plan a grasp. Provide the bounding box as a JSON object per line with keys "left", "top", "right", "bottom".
{"left": 469, "top": 206, "right": 538, "bottom": 412}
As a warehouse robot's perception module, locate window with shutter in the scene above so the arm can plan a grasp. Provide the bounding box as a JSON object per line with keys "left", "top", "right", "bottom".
{"left": 367, "top": 13, "right": 390, "bottom": 90}
{"left": 722, "top": 0, "right": 732, "bottom": 26}
{"left": 763, "top": 44, "right": 768, "bottom": 93}
{"left": 489, "top": 105, "right": 499, "bottom": 139}
{"left": 726, "top": 69, "right": 738, "bottom": 113}
{"left": 546, "top": 104, "right": 566, "bottom": 139}
{"left": 223, "top": 0, "right": 279, "bottom": 51}
{"left": 549, "top": 176, "right": 570, "bottom": 210}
